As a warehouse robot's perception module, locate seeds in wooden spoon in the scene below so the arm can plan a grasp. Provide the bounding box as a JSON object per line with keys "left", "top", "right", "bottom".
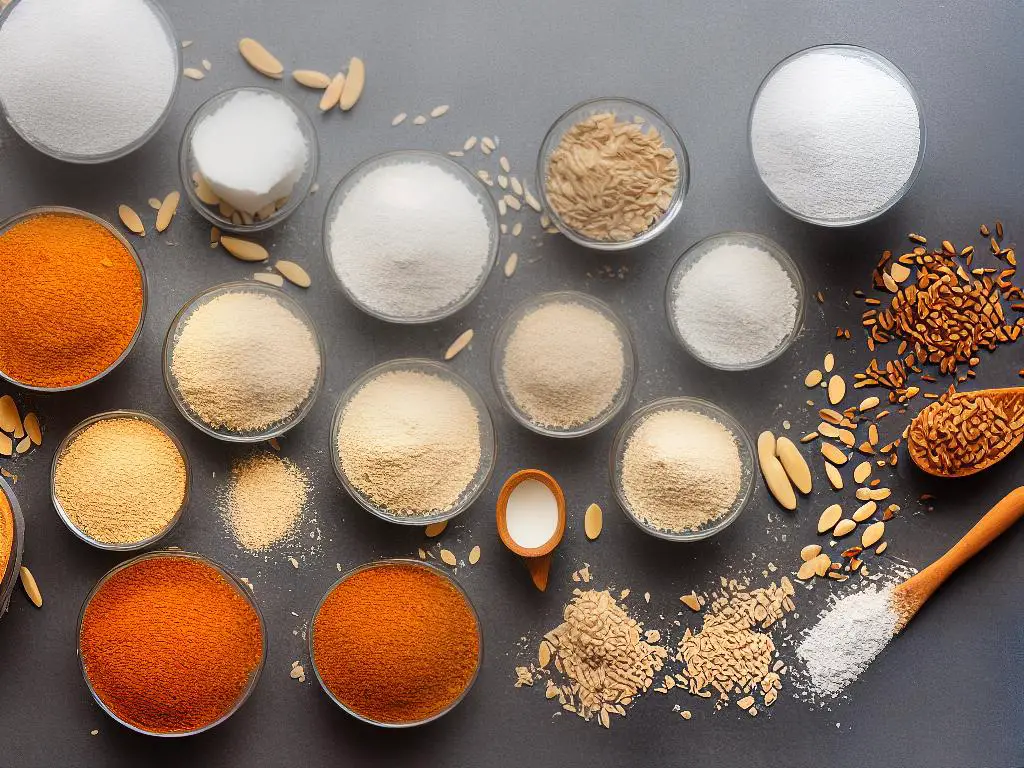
{"left": 155, "top": 191, "right": 179, "bottom": 233}
{"left": 827, "top": 375, "right": 846, "bottom": 405}
{"left": 20, "top": 566, "right": 42, "bottom": 607}
{"left": 118, "top": 204, "right": 145, "bottom": 235}
{"left": 424, "top": 521, "right": 447, "bottom": 538}
{"left": 275, "top": 260, "right": 311, "bottom": 288}
{"left": 444, "top": 329, "right": 474, "bottom": 361}
{"left": 758, "top": 431, "right": 796, "bottom": 510}
{"left": 817, "top": 504, "right": 842, "bottom": 533}
{"left": 293, "top": 69, "right": 332, "bottom": 88}
{"left": 832, "top": 519, "right": 856, "bottom": 537}
{"left": 238, "top": 38, "right": 283, "bottom": 79}
{"left": 861, "top": 521, "right": 885, "bottom": 548}
{"left": 320, "top": 73, "right": 345, "bottom": 111}
{"left": 775, "top": 436, "right": 812, "bottom": 494}
{"left": 221, "top": 236, "right": 268, "bottom": 262}
{"left": 584, "top": 503, "right": 602, "bottom": 540}
{"left": 339, "top": 57, "right": 365, "bottom": 111}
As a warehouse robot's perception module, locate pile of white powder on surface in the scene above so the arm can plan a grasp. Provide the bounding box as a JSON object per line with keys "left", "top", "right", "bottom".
{"left": 620, "top": 408, "right": 742, "bottom": 533}
{"left": 671, "top": 238, "right": 799, "bottom": 368}
{"left": 327, "top": 160, "right": 493, "bottom": 320}
{"left": 192, "top": 90, "right": 309, "bottom": 215}
{"left": 0, "top": 0, "right": 177, "bottom": 159}
{"left": 501, "top": 300, "right": 626, "bottom": 429}
{"left": 795, "top": 585, "right": 898, "bottom": 700}
{"left": 750, "top": 47, "right": 921, "bottom": 223}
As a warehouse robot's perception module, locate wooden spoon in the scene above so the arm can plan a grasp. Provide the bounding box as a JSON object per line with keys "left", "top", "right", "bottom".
{"left": 892, "top": 486, "right": 1024, "bottom": 632}
{"left": 907, "top": 387, "right": 1024, "bottom": 478}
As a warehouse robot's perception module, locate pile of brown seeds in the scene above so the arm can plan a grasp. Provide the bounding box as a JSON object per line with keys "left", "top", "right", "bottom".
{"left": 907, "top": 388, "right": 1024, "bottom": 476}
{"left": 544, "top": 112, "right": 679, "bottom": 242}
{"left": 674, "top": 577, "right": 796, "bottom": 717}
{"left": 531, "top": 588, "right": 668, "bottom": 728}
{"left": 0, "top": 395, "right": 41, "bottom": 457}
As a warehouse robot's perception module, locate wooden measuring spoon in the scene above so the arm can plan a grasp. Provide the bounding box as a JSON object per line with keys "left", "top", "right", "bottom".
{"left": 892, "top": 486, "right": 1024, "bottom": 632}
{"left": 907, "top": 387, "right": 1024, "bottom": 478}
{"left": 496, "top": 469, "right": 566, "bottom": 592}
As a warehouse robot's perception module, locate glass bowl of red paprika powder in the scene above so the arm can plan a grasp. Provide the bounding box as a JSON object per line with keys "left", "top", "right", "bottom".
{"left": 309, "top": 558, "right": 483, "bottom": 727}
{"left": 77, "top": 550, "right": 266, "bottom": 737}
{"left": 0, "top": 206, "right": 147, "bottom": 392}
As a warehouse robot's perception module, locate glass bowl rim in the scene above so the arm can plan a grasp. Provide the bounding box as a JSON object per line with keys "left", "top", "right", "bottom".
{"left": 330, "top": 357, "right": 497, "bottom": 524}
{"left": 320, "top": 149, "right": 500, "bottom": 324}
{"left": 609, "top": 396, "right": 756, "bottom": 542}
{"left": 307, "top": 557, "right": 484, "bottom": 728}
{"left": 76, "top": 549, "right": 267, "bottom": 737}
{"left": 491, "top": 290, "right": 638, "bottom": 438}
{"left": 162, "top": 279, "right": 325, "bottom": 443}
{"left": 0, "top": 475, "right": 26, "bottom": 621}
{"left": 50, "top": 409, "right": 191, "bottom": 551}
{"left": 664, "top": 231, "right": 806, "bottom": 371}
{"left": 535, "top": 96, "right": 690, "bottom": 251}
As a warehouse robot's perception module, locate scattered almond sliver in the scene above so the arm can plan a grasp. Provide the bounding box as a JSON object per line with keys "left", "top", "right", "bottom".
{"left": 468, "top": 545, "right": 481, "bottom": 565}
{"left": 444, "top": 329, "right": 474, "bottom": 361}
{"left": 292, "top": 69, "right": 332, "bottom": 89}
{"left": 584, "top": 503, "right": 602, "bottom": 540}
{"left": 155, "top": 191, "right": 180, "bottom": 233}
{"left": 147, "top": 197, "right": 162, "bottom": 210}
{"left": 183, "top": 67, "right": 205, "bottom": 80}
{"left": 220, "top": 235, "right": 268, "bottom": 262}
{"left": 22, "top": 413, "right": 41, "bottom": 446}
{"left": 504, "top": 252, "right": 518, "bottom": 277}
{"left": 320, "top": 73, "right": 345, "bottom": 111}
{"left": 253, "top": 272, "right": 284, "bottom": 287}
{"left": 439, "top": 549, "right": 457, "bottom": 567}
{"left": 275, "top": 260, "right": 311, "bottom": 288}
{"left": 238, "top": 38, "right": 283, "bottom": 79}
{"left": 339, "top": 57, "right": 365, "bottom": 111}
{"left": 117, "top": 204, "right": 145, "bottom": 236}
{"left": 20, "top": 566, "right": 42, "bottom": 608}
{"left": 424, "top": 521, "right": 447, "bottom": 538}
{"left": 0, "top": 395, "right": 19, "bottom": 433}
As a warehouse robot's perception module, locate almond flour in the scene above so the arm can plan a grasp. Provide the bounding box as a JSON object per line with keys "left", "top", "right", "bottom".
{"left": 222, "top": 453, "right": 309, "bottom": 553}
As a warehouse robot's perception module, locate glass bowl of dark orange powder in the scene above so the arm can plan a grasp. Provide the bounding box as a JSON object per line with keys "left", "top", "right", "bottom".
{"left": 310, "top": 559, "right": 483, "bottom": 727}
{"left": 0, "top": 207, "right": 147, "bottom": 391}
{"left": 77, "top": 551, "right": 266, "bottom": 737}
{"left": 0, "top": 476, "right": 25, "bottom": 624}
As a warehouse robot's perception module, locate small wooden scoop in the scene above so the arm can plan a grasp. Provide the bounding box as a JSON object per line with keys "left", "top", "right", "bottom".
{"left": 496, "top": 470, "right": 566, "bottom": 592}
{"left": 892, "top": 486, "right": 1024, "bottom": 632}
{"left": 907, "top": 387, "right": 1024, "bottom": 478}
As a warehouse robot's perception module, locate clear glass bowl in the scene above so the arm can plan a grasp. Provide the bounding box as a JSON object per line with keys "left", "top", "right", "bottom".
{"left": 492, "top": 291, "right": 637, "bottom": 438}
{"left": 321, "top": 150, "right": 499, "bottom": 324}
{"left": 163, "top": 280, "right": 325, "bottom": 442}
{"left": 536, "top": 97, "right": 689, "bottom": 251}
{"left": 0, "top": 206, "right": 148, "bottom": 392}
{"left": 748, "top": 44, "right": 927, "bottom": 227}
{"left": 0, "top": 476, "right": 26, "bottom": 624}
{"left": 0, "top": 0, "right": 180, "bottom": 164}
{"left": 77, "top": 550, "right": 266, "bottom": 737}
{"left": 665, "top": 232, "right": 806, "bottom": 371}
{"left": 179, "top": 87, "right": 320, "bottom": 233}
{"left": 610, "top": 396, "right": 756, "bottom": 542}
{"left": 330, "top": 358, "right": 496, "bottom": 524}
{"left": 50, "top": 410, "right": 190, "bottom": 551}
{"left": 309, "top": 558, "right": 483, "bottom": 727}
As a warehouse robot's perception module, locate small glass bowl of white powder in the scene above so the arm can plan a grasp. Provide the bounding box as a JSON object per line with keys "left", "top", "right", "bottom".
{"left": 666, "top": 232, "right": 805, "bottom": 370}
{"left": 180, "top": 87, "right": 318, "bottom": 233}
{"left": 331, "top": 359, "right": 496, "bottom": 525}
{"left": 492, "top": 291, "right": 637, "bottom": 438}
{"left": 610, "top": 397, "right": 755, "bottom": 542}
{"left": 748, "top": 44, "right": 926, "bottom": 226}
{"left": 323, "top": 151, "right": 499, "bottom": 323}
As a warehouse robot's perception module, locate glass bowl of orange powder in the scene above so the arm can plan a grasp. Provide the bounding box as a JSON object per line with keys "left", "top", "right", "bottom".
{"left": 0, "top": 207, "right": 147, "bottom": 391}
{"left": 77, "top": 550, "right": 266, "bottom": 736}
{"left": 0, "top": 476, "right": 25, "bottom": 625}
{"left": 309, "top": 559, "right": 483, "bottom": 727}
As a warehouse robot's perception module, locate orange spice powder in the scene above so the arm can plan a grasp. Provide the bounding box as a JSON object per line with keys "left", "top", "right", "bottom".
{"left": 0, "top": 212, "right": 143, "bottom": 388}
{"left": 0, "top": 490, "right": 12, "bottom": 579}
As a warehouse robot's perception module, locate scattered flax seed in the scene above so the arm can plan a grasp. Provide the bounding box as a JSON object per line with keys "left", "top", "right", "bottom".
{"left": 504, "top": 252, "right": 519, "bottom": 278}
{"left": 19, "top": 566, "right": 42, "bottom": 607}
{"left": 430, "top": 105, "right": 450, "bottom": 118}
{"left": 444, "top": 329, "right": 474, "bottom": 361}
{"left": 238, "top": 38, "right": 284, "bottom": 79}
{"left": 440, "top": 549, "right": 458, "bottom": 567}
{"left": 117, "top": 204, "right": 145, "bottom": 236}
{"left": 391, "top": 112, "right": 407, "bottom": 126}
{"left": 183, "top": 67, "right": 205, "bottom": 80}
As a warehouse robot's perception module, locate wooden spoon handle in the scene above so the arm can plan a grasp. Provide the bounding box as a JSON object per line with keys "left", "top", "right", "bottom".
{"left": 901, "top": 487, "right": 1024, "bottom": 604}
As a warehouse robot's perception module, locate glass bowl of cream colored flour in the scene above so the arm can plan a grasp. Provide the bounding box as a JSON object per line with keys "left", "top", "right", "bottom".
{"left": 610, "top": 397, "right": 755, "bottom": 542}
{"left": 748, "top": 44, "right": 926, "bottom": 227}
{"left": 331, "top": 359, "right": 496, "bottom": 525}
{"left": 492, "top": 291, "right": 637, "bottom": 438}
{"left": 666, "top": 232, "right": 805, "bottom": 371}
{"left": 323, "top": 150, "right": 499, "bottom": 323}
{"left": 0, "top": 0, "right": 180, "bottom": 163}
{"left": 163, "top": 281, "right": 324, "bottom": 442}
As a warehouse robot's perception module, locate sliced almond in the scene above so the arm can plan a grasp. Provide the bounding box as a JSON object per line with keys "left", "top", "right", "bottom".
{"left": 852, "top": 501, "right": 877, "bottom": 522}
{"left": 757, "top": 431, "right": 796, "bottom": 510}
{"left": 0, "top": 395, "right": 19, "bottom": 433}
{"left": 439, "top": 549, "right": 457, "bottom": 567}
{"left": 391, "top": 113, "right": 407, "bottom": 126}
{"left": 193, "top": 172, "right": 221, "bottom": 205}
{"left": 293, "top": 69, "right": 332, "bottom": 88}
{"left": 444, "top": 329, "right": 474, "bottom": 361}
{"left": 821, "top": 442, "right": 848, "bottom": 466}
{"left": 823, "top": 352, "right": 835, "bottom": 373}
{"left": 274, "top": 260, "right": 312, "bottom": 288}
{"left": 853, "top": 461, "right": 872, "bottom": 484}
{"left": 538, "top": 641, "right": 552, "bottom": 668}
{"left": 183, "top": 67, "right": 205, "bottom": 80}
{"left": 827, "top": 374, "right": 846, "bottom": 405}
{"left": 800, "top": 544, "right": 822, "bottom": 562}
{"left": 22, "top": 413, "right": 41, "bottom": 446}
{"left": 238, "top": 38, "right": 284, "bottom": 79}
{"left": 825, "top": 462, "right": 843, "bottom": 490}
{"left": 117, "top": 204, "right": 145, "bottom": 235}
{"left": 430, "top": 104, "right": 450, "bottom": 118}
{"left": 889, "top": 262, "right": 912, "bottom": 283}
{"left": 817, "top": 504, "right": 842, "bottom": 534}
{"left": 861, "top": 521, "right": 885, "bottom": 549}
{"left": 875, "top": 541, "right": 888, "bottom": 555}
{"left": 19, "top": 566, "right": 41, "bottom": 608}
{"left": 339, "top": 56, "right": 365, "bottom": 111}
{"left": 775, "top": 437, "right": 812, "bottom": 494}
{"left": 680, "top": 592, "right": 701, "bottom": 611}
{"left": 836, "top": 429, "right": 856, "bottom": 448}
{"left": 0, "top": 433, "right": 12, "bottom": 457}
{"left": 804, "top": 369, "right": 823, "bottom": 387}
{"left": 858, "top": 396, "right": 880, "bottom": 411}
{"left": 504, "top": 252, "right": 519, "bottom": 277}
{"left": 155, "top": 191, "right": 180, "bottom": 233}
{"left": 468, "top": 545, "right": 481, "bottom": 565}
{"left": 424, "top": 521, "right": 447, "bottom": 538}
{"left": 320, "top": 73, "right": 345, "bottom": 111}
{"left": 812, "top": 553, "right": 832, "bottom": 577}
{"left": 221, "top": 236, "right": 269, "bottom": 262}
{"left": 253, "top": 272, "right": 285, "bottom": 287}
{"left": 832, "top": 518, "right": 857, "bottom": 537}
{"left": 15, "top": 436, "right": 30, "bottom": 455}
{"left": 584, "top": 503, "right": 602, "bottom": 540}
{"left": 797, "top": 559, "right": 818, "bottom": 580}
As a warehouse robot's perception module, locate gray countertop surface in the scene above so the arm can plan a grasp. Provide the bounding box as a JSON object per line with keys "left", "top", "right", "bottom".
{"left": 0, "top": 0, "right": 1022, "bottom": 766}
